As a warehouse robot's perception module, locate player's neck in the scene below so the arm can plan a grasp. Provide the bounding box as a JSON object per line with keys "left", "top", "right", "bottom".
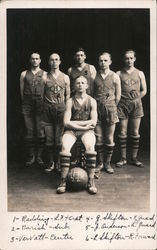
{"left": 75, "top": 92, "right": 87, "bottom": 99}
{"left": 100, "top": 68, "right": 110, "bottom": 75}
{"left": 125, "top": 66, "right": 135, "bottom": 72}
{"left": 50, "top": 68, "right": 60, "bottom": 76}
{"left": 31, "top": 66, "right": 40, "bottom": 73}
{"left": 76, "top": 62, "right": 86, "bottom": 69}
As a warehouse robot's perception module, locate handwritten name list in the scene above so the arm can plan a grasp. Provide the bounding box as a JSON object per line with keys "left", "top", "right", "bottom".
{"left": 9, "top": 212, "right": 156, "bottom": 246}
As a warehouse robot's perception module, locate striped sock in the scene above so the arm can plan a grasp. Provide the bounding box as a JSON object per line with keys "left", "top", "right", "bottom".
{"left": 130, "top": 135, "right": 140, "bottom": 160}
{"left": 118, "top": 135, "right": 127, "bottom": 160}
{"left": 104, "top": 144, "right": 114, "bottom": 164}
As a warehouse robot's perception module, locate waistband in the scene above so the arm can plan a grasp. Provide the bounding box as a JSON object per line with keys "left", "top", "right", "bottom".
{"left": 44, "top": 97, "right": 65, "bottom": 106}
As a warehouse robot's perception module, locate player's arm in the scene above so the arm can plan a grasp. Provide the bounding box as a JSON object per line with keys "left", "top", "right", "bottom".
{"left": 64, "top": 74, "right": 70, "bottom": 101}
{"left": 139, "top": 71, "right": 147, "bottom": 98}
{"left": 64, "top": 99, "right": 94, "bottom": 130}
{"left": 89, "top": 65, "right": 97, "bottom": 80}
{"left": 20, "top": 71, "right": 26, "bottom": 100}
{"left": 89, "top": 98, "right": 97, "bottom": 127}
{"left": 67, "top": 67, "right": 72, "bottom": 76}
{"left": 42, "top": 71, "right": 47, "bottom": 82}
{"left": 71, "top": 99, "right": 97, "bottom": 128}
{"left": 41, "top": 71, "right": 47, "bottom": 98}
{"left": 114, "top": 73, "right": 121, "bottom": 105}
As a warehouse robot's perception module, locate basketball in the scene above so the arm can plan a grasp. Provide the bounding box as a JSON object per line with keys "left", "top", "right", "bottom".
{"left": 67, "top": 167, "right": 88, "bottom": 190}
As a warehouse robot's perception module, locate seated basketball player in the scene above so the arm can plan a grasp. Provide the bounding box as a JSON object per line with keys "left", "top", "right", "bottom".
{"left": 56, "top": 76, "right": 98, "bottom": 194}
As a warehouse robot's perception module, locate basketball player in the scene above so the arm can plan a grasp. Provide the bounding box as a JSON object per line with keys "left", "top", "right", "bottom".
{"left": 116, "top": 50, "right": 147, "bottom": 168}
{"left": 68, "top": 48, "right": 96, "bottom": 97}
{"left": 57, "top": 76, "right": 98, "bottom": 194}
{"left": 94, "top": 52, "right": 121, "bottom": 174}
{"left": 42, "top": 53, "right": 70, "bottom": 172}
{"left": 20, "top": 52, "right": 46, "bottom": 167}
{"left": 68, "top": 48, "right": 96, "bottom": 166}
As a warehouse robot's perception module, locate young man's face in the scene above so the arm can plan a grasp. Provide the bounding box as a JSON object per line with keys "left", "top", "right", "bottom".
{"left": 124, "top": 52, "right": 136, "bottom": 67}
{"left": 75, "top": 51, "right": 86, "bottom": 65}
{"left": 99, "top": 54, "right": 111, "bottom": 70}
{"left": 49, "top": 54, "right": 61, "bottom": 69}
{"left": 30, "top": 53, "right": 41, "bottom": 67}
{"left": 74, "top": 77, "right": 88, "bottom": 93}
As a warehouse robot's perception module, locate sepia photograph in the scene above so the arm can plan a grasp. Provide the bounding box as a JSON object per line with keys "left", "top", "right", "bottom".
{"left": 7, "top": 6, "right": 150, "bottom": 212}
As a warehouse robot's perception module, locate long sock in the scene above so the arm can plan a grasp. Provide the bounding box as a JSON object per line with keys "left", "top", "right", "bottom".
{"left": 130, "top": 135, "right": 140, "bottom": 160}
{"left": 104, "top": 144, "right": 114, "bottom": 164}
{"left": 96, "top": 144, "right": 104, "bottom": 166}
{"left": 45, "top": 145, "right": 54, "bottom": 164}
{"left": 85, "top": 151, "right": 97, "bottom": 193}
{"left": 55, "top": 145, "right": 61, "bottom": 168}
{"left": 36, "top": 137, "right": 45, "bottom": 158}
{"left": 25, "top": 138, "right": 35, "bottom": 158}
{"left": 60, "top": 152, "right": 71, "bottom": 179}
{"left": 118, "top": 135, "right": 127, "bottom": 160}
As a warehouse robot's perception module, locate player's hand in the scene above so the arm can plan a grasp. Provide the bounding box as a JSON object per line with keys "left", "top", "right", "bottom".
{"left": 85, "top": 124, "right": 95, "bottom": 130}
{"left": 129, "top": 90, "right": 139, "bottom": 99}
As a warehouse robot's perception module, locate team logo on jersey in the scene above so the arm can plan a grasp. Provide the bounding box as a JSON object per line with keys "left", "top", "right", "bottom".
{"left": 125, "top": 78, "right": 136, "bottom": 87}
{"left": 50, "top": 84, "right": 62, "bottom": 94}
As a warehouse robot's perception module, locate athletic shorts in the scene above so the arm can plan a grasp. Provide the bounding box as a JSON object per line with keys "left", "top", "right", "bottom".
{"left": 42, "top": 101, "right": 65, "bottom": 125}
{"left": 64, "top": 129, "right": 95, "bottom": 141}
{"left": 97, "top": 102, "right": 119, "bottom": 126}
{"left": 22, "top": 94, "right": 43, "bottom": 116}
{"left": 117, "top": 98, "right": 144, "bottom": 119}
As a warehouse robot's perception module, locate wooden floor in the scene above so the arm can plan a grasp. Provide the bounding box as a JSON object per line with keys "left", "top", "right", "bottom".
{"left": 8, "top": 149, "right": 150, "bottom": 212}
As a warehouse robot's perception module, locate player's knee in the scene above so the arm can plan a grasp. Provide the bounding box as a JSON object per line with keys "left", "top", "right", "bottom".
{"left": 105, "top": 136, "right": 114, "bottom": 145}
{"left": 130, "top": 130, "right": 140, "bottom": 137}
{"left": 96, "top": 135, "right": 104, "bottom": 145}
{"left": 84, "top": 142, "right": 95, "bottom": 152}
{"left": 119, "top": 129, "right": 127, "bottom": 137}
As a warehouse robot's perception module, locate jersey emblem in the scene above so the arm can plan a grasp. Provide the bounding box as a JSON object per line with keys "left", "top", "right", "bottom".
{"left": 50, "top": 84, "right": 62, "bottom": 94}
{"left": 125, "top": 78, "right": 136, "bottom": 87}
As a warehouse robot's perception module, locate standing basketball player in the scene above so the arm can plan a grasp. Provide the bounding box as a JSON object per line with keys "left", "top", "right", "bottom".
{"left": 94, "top": 52, "right": 121, "bottom": 174}
{"left": 68, "top": 48, "right": 96, "bottom": 97}
{"left": 42, "top": 53, "right": 70, "bottom": 172}
{"left": 20, "top": 52, "right": 46, "bottom": 167}
{"left": 116, "top": 50, "right": 147, "bottom": 168}
{"left": 57, "top": 76, "right": 98, "bottom": 194}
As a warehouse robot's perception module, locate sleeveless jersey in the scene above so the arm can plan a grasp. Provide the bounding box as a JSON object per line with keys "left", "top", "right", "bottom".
{"left": 71, "top": 95, "right": 92, "bottom": 121}
{"left": 119, "top": 68, "right": 141, "bottom": 99}
{"left": 44, "top": 72, "right": 66, "bottom": 104}
{"left": 69, "top": 64, "right": 93, "bottom": 96}
{"left": 94, "top": 71, "right": 116, "bottom": 104}
{"left": 23, "top": 70, "right": 45, "bottom": 96}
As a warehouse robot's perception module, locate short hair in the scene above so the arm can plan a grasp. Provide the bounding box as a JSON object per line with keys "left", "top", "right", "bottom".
{"left": 98, "top": 52, "right": 112, "bottom": 60}
{"left": 124, "top": 50, "right": 136, "bottom": 57}
{"left": 49, "top": 53, "right": 60, "bottom": 60}
{"left": 74, "top": 75, "right": 87, "bottom": 84}
{"left": 75, "top": 47, "right": 86, "bottom": 54}
{"left": 30, "top": 52, "right": 40, "bottom": 59}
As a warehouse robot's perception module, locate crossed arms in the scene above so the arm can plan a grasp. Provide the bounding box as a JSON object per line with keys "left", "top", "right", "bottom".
{"left": 64, "top": 97, "right": 97, "bottom": 131}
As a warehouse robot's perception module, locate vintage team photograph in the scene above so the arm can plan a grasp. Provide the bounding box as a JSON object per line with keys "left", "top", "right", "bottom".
{"left": 7, "top": 7, "right": 150, "bottom": 212}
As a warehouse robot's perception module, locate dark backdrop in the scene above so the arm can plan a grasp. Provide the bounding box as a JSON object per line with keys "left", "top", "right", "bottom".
{"left": 7, "top": 9, "right": 150, "bottom": 161}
